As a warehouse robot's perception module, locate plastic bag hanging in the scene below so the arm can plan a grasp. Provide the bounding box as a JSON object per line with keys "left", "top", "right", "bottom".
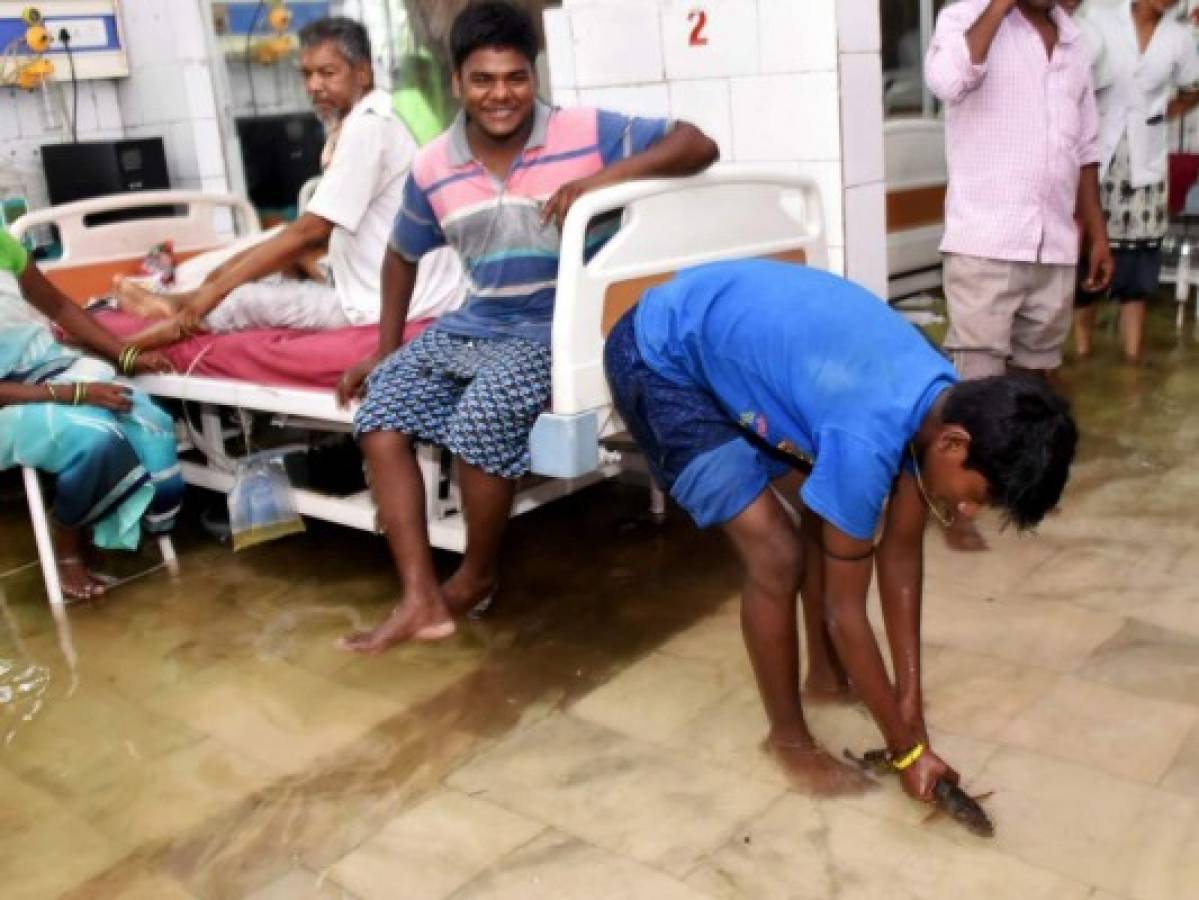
{"left": 227, "top": 453, "right": 305, "bottom": 551}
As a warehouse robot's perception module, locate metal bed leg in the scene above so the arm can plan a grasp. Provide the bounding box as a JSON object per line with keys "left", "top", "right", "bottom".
{"left": 157, "top": 535, "right": 180, "bottom": 577}
{"left": 22, "top": 467, "right": 65, "bottom": 612}
{"left": 649, "top": 483, "right": 667, "bottom": 524}
{"left": 1176, "top": 244, "right": 1192, "bottom": 332}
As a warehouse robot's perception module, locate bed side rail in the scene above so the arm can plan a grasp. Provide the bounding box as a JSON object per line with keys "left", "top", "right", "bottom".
{"left": 530, "top": 168, "right": 827, "bottom": 477}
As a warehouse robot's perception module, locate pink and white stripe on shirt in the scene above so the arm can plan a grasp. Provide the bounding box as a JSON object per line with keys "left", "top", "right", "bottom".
{"left": 925, "top": 0, "right": 1100, "bottom": 265}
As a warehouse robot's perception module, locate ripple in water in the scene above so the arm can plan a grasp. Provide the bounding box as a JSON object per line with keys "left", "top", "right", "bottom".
{"left": 0, "top": 655, "right": 51, "bottom": 746}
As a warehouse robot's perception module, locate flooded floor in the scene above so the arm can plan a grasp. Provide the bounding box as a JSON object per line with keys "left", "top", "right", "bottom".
{"left": 2, "top": 302, "right": 1199, "bottom": 899}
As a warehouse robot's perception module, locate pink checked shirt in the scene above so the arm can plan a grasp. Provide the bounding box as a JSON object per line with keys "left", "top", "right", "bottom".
{"left": 925, "top": 0, "right": 1100, "bottom": 265}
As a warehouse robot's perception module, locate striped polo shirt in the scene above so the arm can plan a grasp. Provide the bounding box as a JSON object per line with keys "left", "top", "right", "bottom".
{"left": 390, "top": 101, "right": 672, "bottom": 343}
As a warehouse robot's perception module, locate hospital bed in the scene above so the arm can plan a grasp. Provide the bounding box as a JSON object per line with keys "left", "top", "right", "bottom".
{"left": 884, "top": 118, "right": 947, "bottom": 300}
{"left": 10, "top": 170, "right": 827, "bottom": 579}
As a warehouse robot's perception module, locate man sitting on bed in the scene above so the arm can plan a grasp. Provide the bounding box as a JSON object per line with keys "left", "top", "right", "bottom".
{"left": 116, "top": 16, "right": 462, "bottom": 350}
{"left": 333, "top": 1, "right": 719, "bottom": 652}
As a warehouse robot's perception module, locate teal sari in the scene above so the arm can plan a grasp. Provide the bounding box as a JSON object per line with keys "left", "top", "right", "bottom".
{"left": 0, "top": 272, "right": 183, "bottom": 549}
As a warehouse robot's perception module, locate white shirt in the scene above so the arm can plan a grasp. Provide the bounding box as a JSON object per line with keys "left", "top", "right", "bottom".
{"left": 1075, "top": 9, "right": 1113, "bottom": 93}
{"left": 306, "top": 88, "right": 463, "bottom": 323}
{"left": 1089, "top": 1, "right": 1199, "bottom": 187}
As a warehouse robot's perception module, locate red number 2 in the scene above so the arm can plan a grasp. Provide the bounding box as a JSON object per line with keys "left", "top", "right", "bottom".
{"left": 688, "top": 10, "right": 709, "bottom": 47}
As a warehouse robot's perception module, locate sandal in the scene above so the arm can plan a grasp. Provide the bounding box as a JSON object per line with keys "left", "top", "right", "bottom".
{"left": 56, "top": 556, "right": 106, "bottom": 603}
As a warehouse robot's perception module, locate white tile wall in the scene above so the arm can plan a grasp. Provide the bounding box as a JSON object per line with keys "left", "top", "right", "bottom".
{"left": 184, "top": 64, "right": 219, "bottom": 122}
{"left": 551, "top": 88, "right": 581, "bottom": 108}
{"left": 840, "top": 53, "right": 885, "bottom": 187}
{"left": 543, "top": 9, "right": 577, "bottom": 90}
{"left": 759, "top": 0, "right": 837, "bottom": 74}
{"left": 0, "top": 0, "right": 235, "bottom": 211}
{"left": 730, "top": 72, "right": 840, "bottom": 162}
{"left": 826, "top": 244, "right": 845, "bottom": 277}
{"left": 837, "top": 0, "right": 882, "bottom": 54}
{"left": 192, "top": 119, "right": 227, "bottom": 180}
{"left": 661, "top": 1, "right": 760, "bottom": 81}
{"left": 578, "top": 85, "right": 672, "bottom": 119}
{"left": 668, "top": 79, "right": 733, "bottom": 160}
{"left": 844, "top": 179, "right": 887, "bottom": 296}
{"left": 571, "top": 3, "right": 664, "bottom": 88}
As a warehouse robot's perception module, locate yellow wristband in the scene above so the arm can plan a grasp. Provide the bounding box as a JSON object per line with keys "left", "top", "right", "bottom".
{"left": 892, "top": 742, "right": 925, "bottom": 771}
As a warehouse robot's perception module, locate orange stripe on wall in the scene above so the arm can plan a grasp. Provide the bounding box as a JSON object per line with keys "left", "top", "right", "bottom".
{"left": 886, "top": 185, "right": 946, "bottom": 233}
{"left": 44, "top": 248, "right": 214, "bottom": 305}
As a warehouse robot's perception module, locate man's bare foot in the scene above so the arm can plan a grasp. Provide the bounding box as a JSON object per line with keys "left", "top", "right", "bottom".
{"left": 944, "top": 517, "right": 988, "bottom": 552}
{"left": 113, "top": 275, "right": 177, "bottom": 319}
{"left": 337, "top": 597, "right": 454, "bottom": 654}
{"left": 762, "top": 737, "right": 877, "bottom": 797}
{"left": 802, "top": 676, "right": 857, "bottom": 706}
{"left": 128, "top": 316, "right": 188, "bottom": 351}
{"left": 441, "top": 568, "right": 498, "bottom": 617}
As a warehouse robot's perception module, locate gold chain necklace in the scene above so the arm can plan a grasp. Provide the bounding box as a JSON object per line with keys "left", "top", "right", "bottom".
{"left": 909, "top": 442, "right": 955, "bottom": 527}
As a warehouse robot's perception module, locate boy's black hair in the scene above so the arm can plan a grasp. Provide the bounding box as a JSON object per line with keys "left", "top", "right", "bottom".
{"left": 941, "top": 375, "right": 1078, "bottom": 530}
{"left": 450, "top": 1, "right": 538, "bottom": 71}
{"left": 299, "top": 16, "right": 372, "bottom": 69}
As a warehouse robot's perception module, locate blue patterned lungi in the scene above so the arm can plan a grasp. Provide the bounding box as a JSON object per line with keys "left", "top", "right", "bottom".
{"left": 354, "top": 327, "right": 552, "bottom": 478}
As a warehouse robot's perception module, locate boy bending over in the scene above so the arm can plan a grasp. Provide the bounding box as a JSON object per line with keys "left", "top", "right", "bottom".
{"left": 605, "top": 259, "right": 1077, "bottom": 798}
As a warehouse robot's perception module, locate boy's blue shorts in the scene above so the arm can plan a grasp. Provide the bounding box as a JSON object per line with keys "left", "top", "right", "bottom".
{"left": 604, "top": 309, "right": 797, "bottom": 528}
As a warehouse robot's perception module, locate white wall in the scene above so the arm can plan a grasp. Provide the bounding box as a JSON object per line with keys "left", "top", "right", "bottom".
{"left": 544, "top": 0, "right": 887, "bottom": 296}
{"left": 0, "top": 0, "right": 238, "bottom": 215}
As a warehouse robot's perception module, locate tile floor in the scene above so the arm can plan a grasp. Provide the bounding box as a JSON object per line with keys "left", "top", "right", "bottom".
{"left": 1, "top": 308, "right": 1197, "bottom": 899}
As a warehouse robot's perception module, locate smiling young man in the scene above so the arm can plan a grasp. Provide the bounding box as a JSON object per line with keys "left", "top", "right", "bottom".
{"left": 335, "top": 1, "right": 718, "bottom": 652}
{"left": 116, "top": 17, "right": 462, "bottom": 347}
{"left": 604, "top": 259, "right": 1078, "bottom": 799}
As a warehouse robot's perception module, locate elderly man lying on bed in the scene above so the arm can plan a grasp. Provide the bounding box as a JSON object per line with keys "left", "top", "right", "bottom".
{"left": 116, "top": 16, "right": 462, "bottom": 350}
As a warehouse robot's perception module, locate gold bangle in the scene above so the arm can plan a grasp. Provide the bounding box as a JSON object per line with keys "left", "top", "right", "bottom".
{"left": 892, "top": 742, "right": 926, "bottom": 771}
{"left": 79, "top": 383, "right": 88, "bottom": 404}
{"left": 119, "top": 345, "right": 140, "bottom": 374}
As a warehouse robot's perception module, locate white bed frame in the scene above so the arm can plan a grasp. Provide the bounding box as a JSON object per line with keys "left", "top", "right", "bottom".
{"left": 12, "top": 171, "right": 828, "bottom": 555}
{"left": 884, "top": 118, "right": 947, "bottom": 300}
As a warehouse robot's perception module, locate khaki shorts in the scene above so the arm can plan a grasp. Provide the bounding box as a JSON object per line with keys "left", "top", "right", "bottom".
{"left": 942, "top": 254, "right": 1076, "bottom": 379}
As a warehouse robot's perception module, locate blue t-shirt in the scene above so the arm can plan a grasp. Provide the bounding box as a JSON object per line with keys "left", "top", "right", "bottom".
{"left": 391, "top": 104, "right": 672, "bottom": 343}
{"left": 634, "top": 259, "right": 958, "bottom": 540}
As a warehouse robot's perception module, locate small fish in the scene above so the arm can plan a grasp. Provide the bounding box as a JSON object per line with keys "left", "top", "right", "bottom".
{"left": 845, "top": 748, "right": 996, "bottom": 838}
{"left": 932, "top": 779, "right": 995, "bottom": 838}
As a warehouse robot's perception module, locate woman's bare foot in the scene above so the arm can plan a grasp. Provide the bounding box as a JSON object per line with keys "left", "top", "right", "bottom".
{"left": 113, "top": 275, "right": 177, "bottom": 319}
{"left": 337, "top": 595, "right": 454, "bottom": 654}
{"left": 944, "top": 517, "right": 988, "bottom": 552}
{"left": 441, "top": 568, "right": 498, "bottom": 617}
{"left": 57, "top": 556, "right": 106, "bottom": 604}
{"left": 762, "top": 737, "right": 877, "bottom": 797}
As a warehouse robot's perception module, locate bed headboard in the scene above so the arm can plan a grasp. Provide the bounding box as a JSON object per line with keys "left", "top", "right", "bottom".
{"left": 551, "top": 168, "right": 827, "bottom": 418}
{"left": 9, "top": 191, "right": 261, "bottom": 303}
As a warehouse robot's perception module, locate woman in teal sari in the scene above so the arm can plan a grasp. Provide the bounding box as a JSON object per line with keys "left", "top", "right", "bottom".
{"left": 1, "top": 227, "right": 184, "bottom": 601}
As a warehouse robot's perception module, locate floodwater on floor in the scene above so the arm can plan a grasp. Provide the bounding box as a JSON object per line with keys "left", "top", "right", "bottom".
{"left": 2, "top": 302, "right": 1198, "bottom": 899}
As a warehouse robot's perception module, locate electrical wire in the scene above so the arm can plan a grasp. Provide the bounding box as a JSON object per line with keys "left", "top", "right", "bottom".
{"left": 58, "top": 30, "right": 78, "bottom": 143}
{"left": 245, "top": 0, "right": 268, "bottom": 116}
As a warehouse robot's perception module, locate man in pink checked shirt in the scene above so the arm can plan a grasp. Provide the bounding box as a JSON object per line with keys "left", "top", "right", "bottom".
{"left": 926, "top": 0, "right": 1112, "bottom": 550}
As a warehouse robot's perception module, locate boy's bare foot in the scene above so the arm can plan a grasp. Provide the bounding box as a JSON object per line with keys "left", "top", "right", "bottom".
{"left": 113, "top": 275, "right": 176, "bottom": 319}
{"left": 762, "top": 737, "right": 877, "bottom": 797}
{"left": 337, "top": 596, "right": 454, "bottom": 654}
{"left": 944, "top": 517, "right": 988, "bottom": 552}
{"left": 441, "top": 568, "right": 498, "bottom": 617}
{"left": 802, "top": 676, "right": 857, "bottom": 706}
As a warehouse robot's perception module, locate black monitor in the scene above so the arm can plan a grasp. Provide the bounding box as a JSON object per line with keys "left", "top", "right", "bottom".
{"left": 41, "top": 138, "right": 172, "bottom": 225}
{"left": 235, "top": 113, "right": 325, "bottom": 212}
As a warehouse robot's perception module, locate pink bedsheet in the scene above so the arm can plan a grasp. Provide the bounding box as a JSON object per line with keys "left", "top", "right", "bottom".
{"left": 95, "top": 311, "right": 432, "bottom": 390}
